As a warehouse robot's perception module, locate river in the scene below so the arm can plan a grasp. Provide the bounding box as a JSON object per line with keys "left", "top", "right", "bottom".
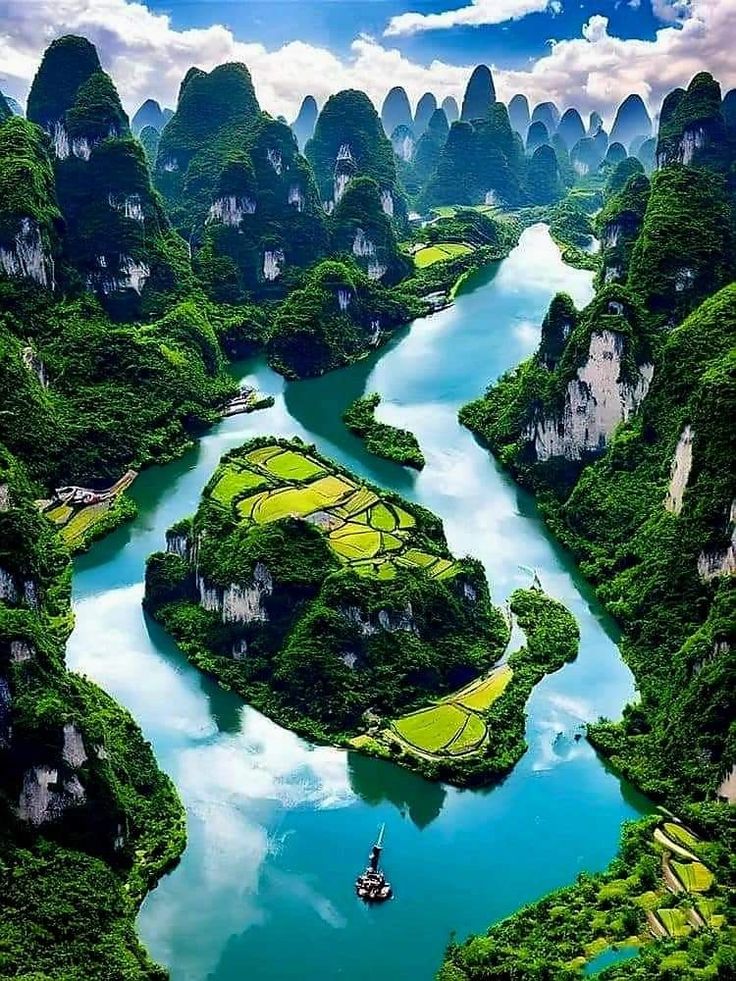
{"left": 67, "top": 224, "right": 652, "bottom": 981}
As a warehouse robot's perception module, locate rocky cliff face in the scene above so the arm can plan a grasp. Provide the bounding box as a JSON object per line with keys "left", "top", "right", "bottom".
{"left": 306, "top": 89, "right": 405, "bottom": 222}
{"left": 664, "top": 424, "right": 694, "bottom": 515}
{"left": 526, "top": 330, "right": 653, "bottom": 462}
{"left": 25, "top": 36, "right": 180, "bottom": 317}
{"left": 656, "top": 72, "right": 729, "bottom": 172}
{"left": 0, "top": 118, "right": 62, "bottom": 290}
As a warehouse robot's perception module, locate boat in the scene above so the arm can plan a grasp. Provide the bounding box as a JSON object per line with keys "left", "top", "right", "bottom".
{"left": 355, "top": 824, "right": 393, "bottom": 902}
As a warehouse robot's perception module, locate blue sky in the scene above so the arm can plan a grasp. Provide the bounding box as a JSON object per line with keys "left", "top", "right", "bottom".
{"left": 146, "top": 0, "right": 663, "bottom": 69}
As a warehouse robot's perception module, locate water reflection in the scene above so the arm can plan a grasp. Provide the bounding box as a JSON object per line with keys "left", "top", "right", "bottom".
{"left": 347, "top": 753, "right": 447, "bottom": 830}
{"left": 66, "top": 225, "right": 652, "bottom": 981}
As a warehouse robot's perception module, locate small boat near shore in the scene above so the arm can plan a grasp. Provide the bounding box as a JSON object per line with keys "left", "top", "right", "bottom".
{"left": 355, "top": 824, "right": 393, "bottom": 903}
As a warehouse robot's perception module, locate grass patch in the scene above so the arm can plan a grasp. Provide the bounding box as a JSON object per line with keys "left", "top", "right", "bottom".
{"left": 414, "top": 242, "right": 472, "bottom": 269}
{"left": 657, "top": 908, "right": 692, "bottom": 938}
{"left": 394, "top": 703, "right": 468, "bottom": 753}
{"left": 456, "top": 666, "right": 513, "bottom": 711}
{"left": 447, "top": 713, "right": 486, "bottom": 754}
{"left": 210, "top": 467, "right": 267, "bottom": 505}
{"left": 672, "top": 861, "right": 714, "bottom": 893}
{"left": 664, "top": 823, "right": 700, "bottom": 852}
{"left": 370, "top": 502, "right": 396, "bottom": 531}
{"left": 263, "top": 450, "right": 324, "bottom": 481}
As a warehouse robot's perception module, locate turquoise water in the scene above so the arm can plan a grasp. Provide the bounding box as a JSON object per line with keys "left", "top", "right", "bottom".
{"left": 583, "top": 945, "right": 641, "bottom": 974}
{"left": 67, "top": 225, "right": 651, "bottom": 980}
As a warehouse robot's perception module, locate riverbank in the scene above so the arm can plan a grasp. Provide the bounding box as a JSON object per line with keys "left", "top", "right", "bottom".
{"left": 64, "top": 223, "right": 653, "bottom": 981}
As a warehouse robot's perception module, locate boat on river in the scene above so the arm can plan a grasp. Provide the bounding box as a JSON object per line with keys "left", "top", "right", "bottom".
{"left": 356, "top": 824, "right": 392, "bottom": 903}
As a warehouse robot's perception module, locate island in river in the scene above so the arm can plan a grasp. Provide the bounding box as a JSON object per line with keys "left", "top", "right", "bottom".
{"left": 144, "top": 436, "right": 579, "bottom": 785}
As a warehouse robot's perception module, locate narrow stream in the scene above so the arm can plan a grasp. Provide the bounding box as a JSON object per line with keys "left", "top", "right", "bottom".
{"left": 67, "top": 225, "right": 652, "bottom": 981}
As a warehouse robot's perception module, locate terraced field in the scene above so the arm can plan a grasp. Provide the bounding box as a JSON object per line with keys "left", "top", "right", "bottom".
{"left": 390, "top": 664, "right": 513, "bottom": 758}
{"left": 413, "top": 241, "right": 472, "bottom": 269}
{"left": 205, "top": 441, "right": 460, "bottom": 581}
{"left": 43, "top": 469, "right": 137, "bottom": 552}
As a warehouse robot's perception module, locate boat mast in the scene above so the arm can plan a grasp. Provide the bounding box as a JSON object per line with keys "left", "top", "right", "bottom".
{"left": 369, "top": 823, "right": 385, "bottom": 871}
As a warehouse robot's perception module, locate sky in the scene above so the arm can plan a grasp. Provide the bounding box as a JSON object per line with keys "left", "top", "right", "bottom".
{"left": 0, "top": 0, "right": 734, "bottom": 127}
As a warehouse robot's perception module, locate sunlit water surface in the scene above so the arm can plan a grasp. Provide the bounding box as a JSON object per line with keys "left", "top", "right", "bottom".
{"left": 67, "top": 226, "right": 651, "bottom": 980}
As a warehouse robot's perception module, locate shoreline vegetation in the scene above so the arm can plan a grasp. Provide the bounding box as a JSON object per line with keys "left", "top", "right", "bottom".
{"left": 440, "top": 813, "right": 735, "bottom": 979}
{"left": 143, "top": 436, "right": 582, "bottom": 788}
{"left": 351, "top": 585, "right": 580, "bottom": 785}
{"left": 343, "top": 393, "right": 425, "bottom": 470}
{"left": 143, "top": 437, "right": 517, "bottom": 778}
{"left": 0, "top": 449, "right": 186, "bottom": 979}
{"left": 451, "top": 71, "right": 735, "bottom": 979}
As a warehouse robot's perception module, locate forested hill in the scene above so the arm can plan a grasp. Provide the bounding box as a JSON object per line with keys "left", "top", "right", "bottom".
{"left": 452, "top": 70, "right": 735, "bottom": 980}
{"left": 1, "top": 31, "right": 734, "bottom": 981}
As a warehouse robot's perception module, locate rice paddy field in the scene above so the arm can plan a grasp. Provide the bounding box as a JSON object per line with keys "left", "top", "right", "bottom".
{"left": 413, "top": 242, "right": 472, "bottom": 269}
{"left": 391, "top": 664, "right": 513, "bottom": 759}
{"left": 43, "top": 470, "right": 136, "bottom": 551}
{"left": 205, "top": 441, "right": 460, "bottom": 581}
{"left": 561, "top": 818, "right": 729, "bottom": 974}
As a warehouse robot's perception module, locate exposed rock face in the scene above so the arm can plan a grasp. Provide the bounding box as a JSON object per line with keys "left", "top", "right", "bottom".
{"left": 367, "top": 261, "right": 387, "bottom": 281}
{"left": 0, "top": 677, "right": 11, "bottom": 749}
{"left": 266, "top": 147, "right": 282, "bottom": 174}
{"left": 62, "top": 723, "right": 87, "bottom": 767}
{"left": 380, "top": 189, "right": 394, "bottom": 216}
{"left": 17, "top": 765, "right": 86, "bottom": 827}
{"left": 207, "top": 195, "right": 256, "bottom": 226}
{"left": 664, "top": 425, "right": 694, "bottom": 514}
{"left": 391, "top": 125, "right": 414, "bottom": 162}
{"left": 352, "top": 228, "right": 375, "bottom": 257}
{"left": 341, "top": 602, "right": 418, "bottom": 636}
{"left": 337, "top": 288, "right": 352, "bottom": 311}
{"left": 108, "top": 192, "right": 144, "bottom": 222}
{"left": 263, "top": 249, "right": 284, "bottom": 281}
{"left": 288, "top": 184, "right": 304, "bottom": 211}
{"left": 698, "top": 499, "right": 736, "bottom": 580}
{"left": 10, "top": 640, "right": 34, "bottom": 663}
{"left": 89, "top": 256, "right": 150, "bottom": 295}
{"left": 527, "top": 331, "right": 654, "bottom": 462}
{"left": 196, "top": 562, "right": 274, "bottom": 623}
{"left": 166, "top": 530, "right": 189, "bottom": 558}
{"left": 656, "top": 72, "right": 726, "bottom": 171}
{"left": 0, "top": 567, "right": 17, "bottom": 603}
{"left": 718, "top": 764, "right": 736, "bottom": 802}
{"left": 0, "top": 218, "right": 55, "bottom": 288}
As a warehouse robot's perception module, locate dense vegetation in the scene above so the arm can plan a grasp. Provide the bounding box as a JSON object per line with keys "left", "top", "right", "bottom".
{"left": 144, "top": 438, "right": 508, "bottom": 743}
{"left": 440, "top": 815, "right": 735, "bottom": 979}
{"left": 358, "top": 585, "right": 580, "bottom": 786}
{"left": 343, "top": 392, "right": 425, "bottom": 469}
{"left": 451, "top": 69, "right": 735, "bottom": 978}
{"left": 0, "top": 445, "right": 185, "bottom": 978}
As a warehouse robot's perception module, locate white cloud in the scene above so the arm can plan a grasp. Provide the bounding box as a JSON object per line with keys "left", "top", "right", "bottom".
{"left": 385, "top": 0, "right": 554, "bottom": 37}
{"left": 651, "top": 0, "right": 693, "bottom": 23}
{"left": 0, "top": 0, "right": 733, "bottom": 128}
